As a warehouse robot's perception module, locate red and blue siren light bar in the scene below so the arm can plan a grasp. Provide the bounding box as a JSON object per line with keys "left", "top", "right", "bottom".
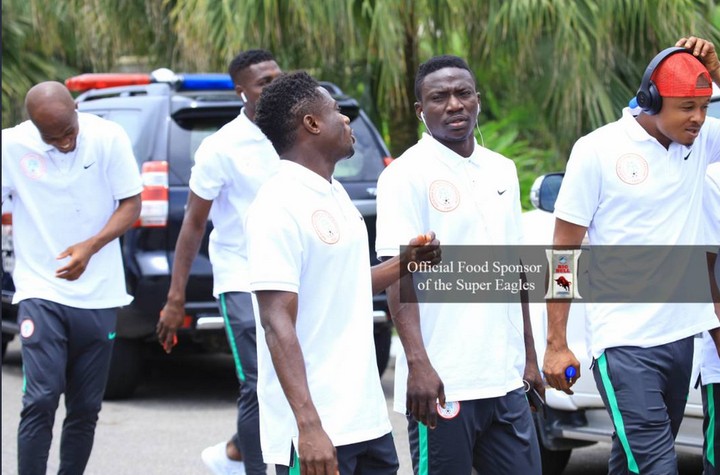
{"left": 65, "top": 68, "right": 234, "bottom": 92}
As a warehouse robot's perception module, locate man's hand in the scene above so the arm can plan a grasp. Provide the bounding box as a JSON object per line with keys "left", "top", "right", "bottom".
{"left": 677, "top": 36, "right": 720, "bottom": 75}
{"left": 298, "top": 425, "right": 338, "bottom": 475}
{"left": 524, "top": 361, "right": 546, "bottom": 412}
{"left": 157, "top": 301, "right": 183, "bottom": 354}
{"left": 543, "top": 344, "right": 580, "bottom": 395}
{"left": 406, "top": 360, "right": 446, "bottom": 429}
{"left": 55, "top": 239, "right": 96, "bottom": 280}
{"left": 402, "top": 231, "right": 441, "bottom": 270}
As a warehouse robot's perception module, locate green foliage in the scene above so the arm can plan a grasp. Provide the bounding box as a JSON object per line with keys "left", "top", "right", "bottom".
{"left": 1, "top": 0, "right": 176, "bottom": 128}
{"left": 467, "top": 0, "right": 720, "bottom": 159}
{"left": 1, "top": 1, "right": 74, "bottom": 127}
{"left": 477, "top": 91, "right": 561, "bottom": 210}
{"left": 3, "top": 0, "right": 720, "bottom": 178}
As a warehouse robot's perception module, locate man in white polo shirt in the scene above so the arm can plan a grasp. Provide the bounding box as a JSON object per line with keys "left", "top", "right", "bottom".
{"left": 700, "top": 162, "right": 720, "bottom": 474}
{"left": 1, "top": 81, "right": 142, "bottom": 474}
{"left": 247, "top": 71, "right": 440, "bottom": 475}
{"left": 375, "top": 55, "right": 543, "bottom": 474}
{"left": 157, "top": 49, "right": 282, "bottom": 475}
{"left": 544, "top": 36, "right": 720, "bottom": 474}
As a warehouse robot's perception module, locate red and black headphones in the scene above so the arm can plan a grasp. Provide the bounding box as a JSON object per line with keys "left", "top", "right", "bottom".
{"left": 635, "top": 46, "right": 689, "bottom": 115}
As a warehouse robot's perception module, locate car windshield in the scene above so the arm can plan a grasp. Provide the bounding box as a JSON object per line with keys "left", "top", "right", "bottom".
{"left": 168, "top": 112, "right": 385, "bottom": 185}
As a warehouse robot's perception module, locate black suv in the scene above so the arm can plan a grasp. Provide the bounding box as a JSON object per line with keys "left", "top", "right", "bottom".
{"left": 1, "top": 72, "right": 394, "bottom": 399}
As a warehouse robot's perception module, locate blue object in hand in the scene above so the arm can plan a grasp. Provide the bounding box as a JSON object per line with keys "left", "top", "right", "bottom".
{"left": 565, "top": 366, "right": 577, "bottom": 382}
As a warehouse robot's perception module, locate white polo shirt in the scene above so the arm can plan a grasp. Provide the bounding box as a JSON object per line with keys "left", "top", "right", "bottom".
{"left": 189, "top": 109, "right": 279, "bottom": 296}
{"left": 1, "top": 112, "right": 142, "bottom": 308}
{"left": 555, "top": 108, "right": 720, "bottom": 358}
{"left": 701, "top": 163, "right": 720, "bottom": 385}
{"left": 375, "top": 134, "right": 526, "bottom": 412}
{"left": 247, "top": 160, "right": 391, "bottom": 465}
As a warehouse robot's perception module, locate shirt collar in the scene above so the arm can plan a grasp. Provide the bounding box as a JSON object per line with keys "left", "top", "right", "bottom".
{"left": 239, "top": 107, "right": 267, "bottom": 142}
{"left": 279, "top": 160, "right": 337, "bottom": 195}
{"left": 622, "top": 107, "right": 654, "bottom": 143}
{"left": 621, "top": 107, "right": 692, "bottom": 156}
{"left": 420, "top": 132, "right": 483, "bottom": 169}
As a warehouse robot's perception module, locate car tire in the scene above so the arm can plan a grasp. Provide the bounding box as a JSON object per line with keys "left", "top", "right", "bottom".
{"left": 103, "top": 338, "right": 143, "bottom": 400}
{"left": 374, "top": 322, "right": 392, "bottom": 377}
{"left": 540, "top": 446, "right": 572, "bottom": 475}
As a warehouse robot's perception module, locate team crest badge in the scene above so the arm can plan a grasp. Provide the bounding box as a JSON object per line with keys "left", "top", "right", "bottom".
{"left": 616, "top": 153, "right": 648, "bottom": 185}
{"left": 437, "top": 401, "right": 461, "bottom": 419}
{"left": 311, "top": 210, "right": 340, "bottom": 244}
{"left": 20, "top": 153, "right": 47, "bottom": 180}
{"left": 429, "top": 180, "right": 460, "bottom": 212}
{"left": 20, "top": 319, "right": 35, "bottom": 338}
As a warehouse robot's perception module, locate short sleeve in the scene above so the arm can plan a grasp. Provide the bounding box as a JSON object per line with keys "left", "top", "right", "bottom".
{"left": 189, "top": 138, "right": 226, "bottom": 201}
{"left": 705, "top": 165, "right": 720, "bottom": 246}
{"left": 554, "top": 136, "right": 601, "bottom": 228}
{"left": 375, "top": 162, "right": 425, "bottom": 258}
{"left": 246, "top": 194, "right": 303, "bottom": 293}
{"left": 702, "top": 117, "right": 720, "bottom": 166}
{"left": 107, "top": 124, "right": 142, "bottom": 200}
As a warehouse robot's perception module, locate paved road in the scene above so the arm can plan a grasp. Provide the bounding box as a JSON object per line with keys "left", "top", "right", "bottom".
{"left": 1, "top": 338, "right": 703, "bottom": 474}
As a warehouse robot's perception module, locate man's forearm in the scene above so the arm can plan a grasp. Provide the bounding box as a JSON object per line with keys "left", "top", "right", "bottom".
{"left": 370, "top": 256, "right": 401, "bottom": 295}
{"left": 257, "top": 291, "right": 323, "bottom": 430}
{"left": 388, "top": 275, "right": 431, "bottom": 367}
{"left": 546, "top": 301, "right": 571, "bottom": 349}
{"left": 166, "top": 219, "right": 207, "bottom": 303}
{"left": 263, "top": 313, "right": 322, "bottom": 429}
{"left": 166, "top": 193, "right": 213, "bottom": 303}
{"left": 519, "top": 267, "right": 539, "bottom": 365}
{"left": 87, "top": 194, "right": 141, "bottom": 254}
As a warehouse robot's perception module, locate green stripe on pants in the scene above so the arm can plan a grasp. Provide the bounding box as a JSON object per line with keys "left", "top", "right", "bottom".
{"left": 708, "top": 384, "right": 716, "bottom": 468}
{"left": 220, "top": 293, "right": 245, "bottom": 382}
{"left": 289, "top": 450, "right": 300, "bottom": 475}
{"left": 598, "top": 352, "right": 640, "bottom": 474}
{"left": 418, "top": 422, "right": 429, "bottom": 475}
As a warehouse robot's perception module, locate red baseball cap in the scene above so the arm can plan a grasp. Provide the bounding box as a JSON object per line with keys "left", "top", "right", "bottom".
{"left": 651, "top": 52, "right": 712, "bottom": 97}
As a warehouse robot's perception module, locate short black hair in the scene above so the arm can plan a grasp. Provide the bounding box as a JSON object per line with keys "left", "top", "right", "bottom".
{"left": 228, "top": 49, "right": 275, "bottom": 83}
{"left": 414, "top": 55, "right": 475, "bottom": 101}
{"left": 255, "top": 71, "right": 324, "bottom": 155}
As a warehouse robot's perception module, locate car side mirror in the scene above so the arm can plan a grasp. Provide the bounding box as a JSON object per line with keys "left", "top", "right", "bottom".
{"left": 339, "top": 100, "right": 360, "bottom": 121}
{"left": 530, "top": 173, "right": 564, "bottom": 213}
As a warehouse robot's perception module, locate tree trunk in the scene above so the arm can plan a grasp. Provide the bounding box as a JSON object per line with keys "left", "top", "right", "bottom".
{"left": 387, "top": 6, "right": 421, "bottom": 158}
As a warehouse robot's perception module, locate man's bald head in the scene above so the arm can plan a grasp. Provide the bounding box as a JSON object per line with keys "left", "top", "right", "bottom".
{"left": 25, "top": 82, "right": 79, "bottom": 153}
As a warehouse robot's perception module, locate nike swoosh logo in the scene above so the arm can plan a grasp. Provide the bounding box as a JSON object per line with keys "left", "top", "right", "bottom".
{"left": 84, "top": 162, "right": 95, "bottom": 169}
{"left": 108, "top": 332, "right": 116, "bottom": 340}
{"left": 684, "top": 150, "right": 691, "bottom": 160}
{"left": 497, "top": 189, "right": 507, "bottom": 195}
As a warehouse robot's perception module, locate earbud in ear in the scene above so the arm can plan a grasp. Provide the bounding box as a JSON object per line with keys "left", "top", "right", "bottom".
{"left": 241, "top": 92, "right": 248, "bottom": 102}
{"left": 477, "top": 105, "right": 481, "bottom": 116}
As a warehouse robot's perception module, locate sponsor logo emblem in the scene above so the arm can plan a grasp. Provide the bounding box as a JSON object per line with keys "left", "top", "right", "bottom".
{"left": 497, "top": 189, "right": 507, "bottom": 195}
{"left": 20, "top": 319, "right": 35, "bottom": 338}
{"left": 311, "top": 210, "right": 340, "bottom": 244}
{"left": 20, "top": 153, "right": 47, "bottom": 180}
{"left": 429, "top": 180, "right": 460, "bottom": 212}
{"left": 437, "top": 401, "right": 461, "bottom": 419}
{"left": 616, "top": 153, "right": 648, "bottom": 185}
{"left": 545, "top": 249, "right": 583, "bottom": 299}
{"left": 108, "top": 332, "right": 116, "bottom": 340}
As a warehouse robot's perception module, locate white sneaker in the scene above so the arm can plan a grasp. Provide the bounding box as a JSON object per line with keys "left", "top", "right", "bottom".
{"left": 201, "top": 442, "right": 247, "bottom": 475}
